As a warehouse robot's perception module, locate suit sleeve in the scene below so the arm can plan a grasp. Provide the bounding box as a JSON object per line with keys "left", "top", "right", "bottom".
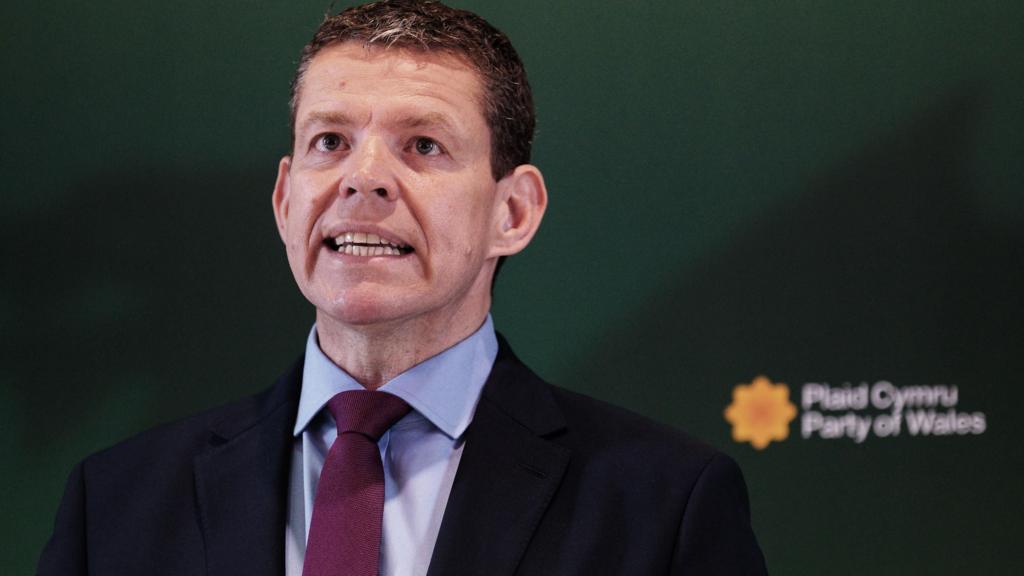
{"left": 37, "top": 461, "right": 87, "bottom": 576}
{"left": 670, "top": 453, "right": 769, "bottom": 575}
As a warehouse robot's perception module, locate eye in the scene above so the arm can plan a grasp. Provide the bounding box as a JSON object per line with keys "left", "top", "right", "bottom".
{"left": 412, "top": 137, "right": 442, "bottom": 156}
{"left": 314, "top": 133, "right": 345, "bottom": 152}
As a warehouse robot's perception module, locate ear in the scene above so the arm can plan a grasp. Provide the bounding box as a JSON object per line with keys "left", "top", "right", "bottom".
{"left": 271, "top": 155, "right": 292, "bottom": 243}
{"left": 489, "top": 164, "right": 548, "bottom": 258}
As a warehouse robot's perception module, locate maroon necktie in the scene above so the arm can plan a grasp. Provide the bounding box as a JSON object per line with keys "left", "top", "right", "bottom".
{"left": 303, "top": 391, "right": 411, "bottom": 576}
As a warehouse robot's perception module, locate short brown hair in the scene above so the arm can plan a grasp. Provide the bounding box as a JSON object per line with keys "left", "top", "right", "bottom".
{"left": 289, "top": 0, "right": 535, "bottom": 181}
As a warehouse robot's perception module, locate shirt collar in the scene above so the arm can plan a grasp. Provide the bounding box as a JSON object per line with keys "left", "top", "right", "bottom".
{"left": 293, "top": 315, "right": 497, "bottom": 440}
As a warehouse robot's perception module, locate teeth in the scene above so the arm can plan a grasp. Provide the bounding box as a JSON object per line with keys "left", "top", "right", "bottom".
{"left": 332, "top": 231, "right": 408, "bottom": 256}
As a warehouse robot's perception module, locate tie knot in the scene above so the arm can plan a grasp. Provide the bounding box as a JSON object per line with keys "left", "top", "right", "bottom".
{"left": 327, "top": 390, "right": 411, "bottom": 441}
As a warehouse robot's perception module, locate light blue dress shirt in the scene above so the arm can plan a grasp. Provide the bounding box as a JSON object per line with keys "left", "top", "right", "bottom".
{"left": 284, "top": 316, "right": 498, "bottom": 576}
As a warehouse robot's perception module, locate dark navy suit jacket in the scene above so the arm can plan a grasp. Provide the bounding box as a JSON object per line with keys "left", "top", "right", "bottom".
{"left": 39, "top": 337, "right": 768, "bottom": 575}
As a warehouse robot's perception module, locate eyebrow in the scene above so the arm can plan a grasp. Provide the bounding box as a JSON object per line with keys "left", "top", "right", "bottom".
{"left": 395, "top": 112, "right": 460, "bottom": 133}
{"left": 297, "top": 111, "right": 354, "bottom": 136}
{"left": 297, "top": 110, "right": 462, "bottom": 137}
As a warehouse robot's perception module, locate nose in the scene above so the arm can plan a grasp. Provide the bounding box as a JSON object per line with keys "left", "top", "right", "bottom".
{"left": 339, "top": 136, "right": 399, "bottom": 202}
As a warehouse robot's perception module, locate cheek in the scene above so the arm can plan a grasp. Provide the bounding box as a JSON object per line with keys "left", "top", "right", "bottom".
{"left": 436, "top": 201, "right": 490, "bottom": 251}
{"left": 283, "top": 214, "right": 308, "bottom": 251}
{"left": 280, "top": 199, "right": 324, "bottom": 278}
{"left": 284, "top": 184, "right": 331, "bottom": 244}
{"left": 410, "top": 172, "right": 498, "bottom": 257}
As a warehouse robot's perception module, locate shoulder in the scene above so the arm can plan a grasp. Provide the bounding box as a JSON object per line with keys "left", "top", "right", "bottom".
{"left": 487, "top": 356, "right": 766, "bottom": 572}
{"left": 38, "top": 360, "right": 303, "bottom": 575}
{"left": 78, "top": 358, "right": 301, "bottom": 482}
{"left": 540, "top": 383, "right": 766, "bottom": 572}
{"left": 487, "top": 336, "right": 727, "bottom": 478}
{"left": 547, "top": 383, "right": 727, "bottom": 478}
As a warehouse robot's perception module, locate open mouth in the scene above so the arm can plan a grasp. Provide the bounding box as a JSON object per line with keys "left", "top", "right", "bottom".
{"left": 324, "top": 232, "right": 414, "bottom": 256}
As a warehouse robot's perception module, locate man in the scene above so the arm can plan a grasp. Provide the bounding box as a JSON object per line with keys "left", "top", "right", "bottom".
{"left": 39, "top": 1, "right": 768, "bottom": 574}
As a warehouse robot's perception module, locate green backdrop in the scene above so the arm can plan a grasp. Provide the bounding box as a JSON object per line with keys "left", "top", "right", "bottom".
{"left": 3, "top": 1, "right": 1022, "bottom": 573}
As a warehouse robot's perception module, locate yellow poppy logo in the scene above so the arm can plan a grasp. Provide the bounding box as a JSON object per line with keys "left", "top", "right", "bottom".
{"left": 724, "top": 376, "right": 798, "bottom": 450}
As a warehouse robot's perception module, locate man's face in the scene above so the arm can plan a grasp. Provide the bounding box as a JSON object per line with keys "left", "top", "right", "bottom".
{"left": 274, "top": 43, "right": 506, "bottom": 331}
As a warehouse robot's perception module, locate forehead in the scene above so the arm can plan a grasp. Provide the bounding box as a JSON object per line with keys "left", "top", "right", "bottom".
{"left": 295, "top": 42, "right": 487, "bottom": 130}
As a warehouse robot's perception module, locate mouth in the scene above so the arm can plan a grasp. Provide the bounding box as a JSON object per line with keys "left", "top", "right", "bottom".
{"left": 323, "top": 231, "right": 414, "bottom": 257}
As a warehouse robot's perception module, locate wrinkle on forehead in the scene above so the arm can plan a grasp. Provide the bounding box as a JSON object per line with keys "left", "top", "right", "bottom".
{"left": 295, "top": 42, "right": 486, "bottom": 125}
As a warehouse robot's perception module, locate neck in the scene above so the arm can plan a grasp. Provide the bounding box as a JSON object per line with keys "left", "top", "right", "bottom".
{"left": 314, "top": 303, "right": 490, "bottom": 390}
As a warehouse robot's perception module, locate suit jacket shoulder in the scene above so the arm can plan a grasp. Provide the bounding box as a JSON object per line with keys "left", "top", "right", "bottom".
{"left": 427, "top": 337, "right": 768, "bottom": 576}
{"left": 549, "top": 383, "right": 720, "bottom": 469}
{"left": 548, "top": 385, "right": 765, "bottom": 574}
{"left": 37, "top": 359, "right": 303, "bottom": 576}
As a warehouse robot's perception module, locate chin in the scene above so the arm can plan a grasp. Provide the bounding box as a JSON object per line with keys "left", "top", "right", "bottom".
{"left": 314, "top": 288, "right": 412, "bottom": 328}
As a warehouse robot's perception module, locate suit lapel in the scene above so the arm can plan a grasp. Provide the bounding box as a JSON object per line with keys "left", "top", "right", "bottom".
{"left": 427, "top": 339, "right": 571, "bottom": 576}
{"left": 193, "top": 360, "right": 302, "bottom": 576}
